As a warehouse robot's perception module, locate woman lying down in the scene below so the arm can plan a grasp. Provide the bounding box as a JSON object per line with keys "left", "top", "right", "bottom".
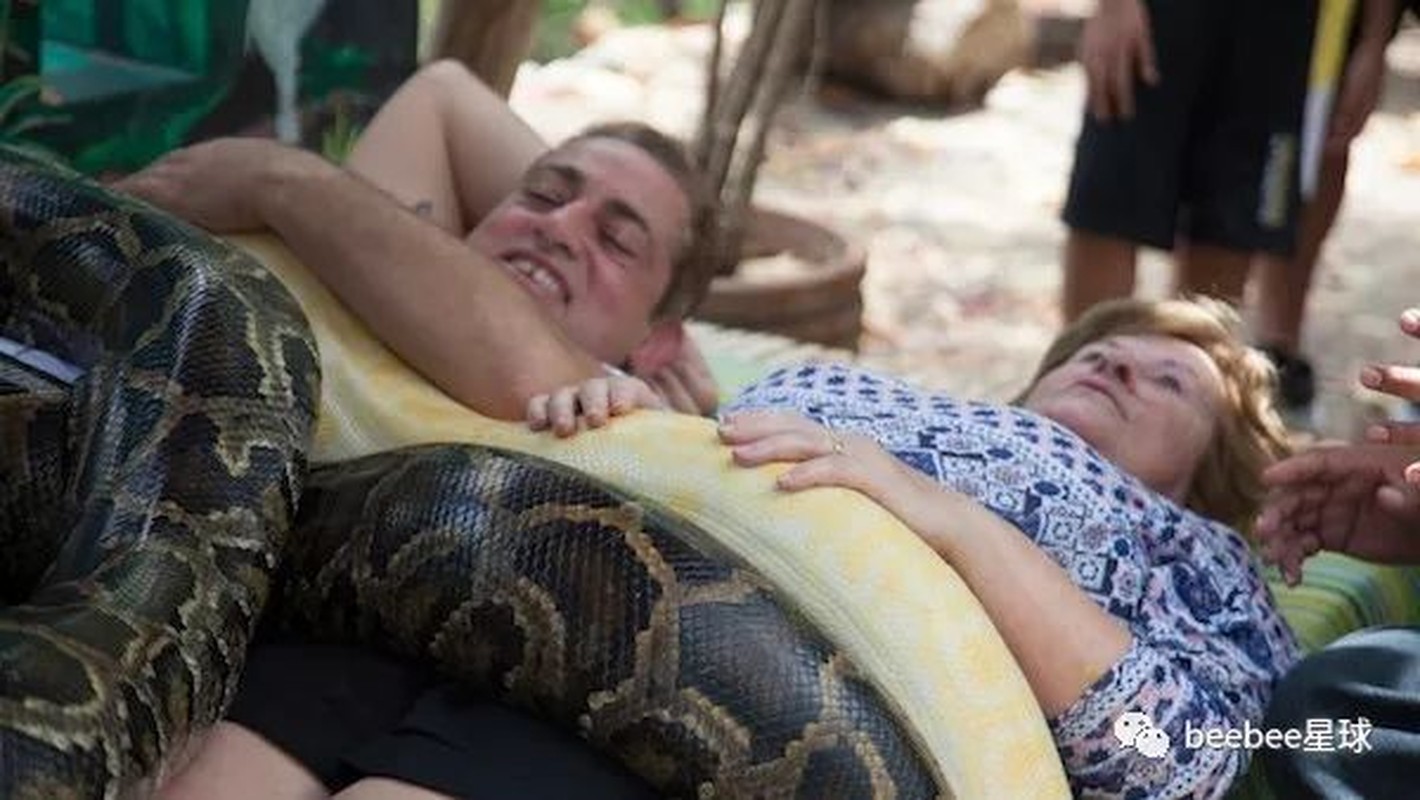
{"left": 532, "top": 296, "right": 1300, "bottom": 799}
{"left": 167, "top": 297, "right": 1298, "bottom": 800}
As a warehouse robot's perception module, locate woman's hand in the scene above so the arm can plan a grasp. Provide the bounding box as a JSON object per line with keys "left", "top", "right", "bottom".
{"left": 526, "top": 375, "right": 665, "bottom": 437}
{"left": 718, "top": 410, "right": 961, "bottom": 552}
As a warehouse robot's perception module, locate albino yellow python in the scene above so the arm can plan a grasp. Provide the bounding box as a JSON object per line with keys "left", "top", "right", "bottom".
{"left": 0, "top": 147, "right": 1069, "bottom": 798}
{"left": 231, "top": 230, "right": 1072, "bottom": 797}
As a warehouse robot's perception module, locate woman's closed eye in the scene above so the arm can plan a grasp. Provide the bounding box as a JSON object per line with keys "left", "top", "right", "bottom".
{"left": 1151, "top": 372, "right": 1185, "bottom": 394}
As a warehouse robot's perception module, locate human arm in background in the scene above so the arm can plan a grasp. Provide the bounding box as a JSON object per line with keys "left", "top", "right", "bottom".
{"left": 1326, "top": 0, "right": 1399, "bottom": 150}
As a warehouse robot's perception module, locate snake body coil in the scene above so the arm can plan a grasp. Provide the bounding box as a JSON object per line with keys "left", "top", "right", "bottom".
{"left": 0, "top": 147, "right": 945, "bottom": 798}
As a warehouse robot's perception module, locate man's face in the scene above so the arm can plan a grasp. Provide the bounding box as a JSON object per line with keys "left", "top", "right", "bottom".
{"left": 467, "top": 137, "right": 690, "bottom": 364}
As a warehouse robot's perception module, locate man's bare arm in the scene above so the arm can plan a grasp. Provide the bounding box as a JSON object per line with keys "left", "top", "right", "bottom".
{"left": 120, "top": 139, "right": 600, "bottom": 419}
{"left": 345, "top": 59, "right": 547, "bottom": 235}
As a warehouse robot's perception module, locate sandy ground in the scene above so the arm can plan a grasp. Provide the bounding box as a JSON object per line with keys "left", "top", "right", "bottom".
{"left": 507, "top": 20, "right": 1420, "bottom": 438}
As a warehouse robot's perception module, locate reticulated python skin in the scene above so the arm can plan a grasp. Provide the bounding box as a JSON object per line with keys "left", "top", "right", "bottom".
{"left": 0, "top": 146, "right": 320, "bottom": 798}
{"left": 0, "top": 146, "right": 946, "bottom": 798}
{"left": 274, "top": 445, "right": 942, "bottom": 798}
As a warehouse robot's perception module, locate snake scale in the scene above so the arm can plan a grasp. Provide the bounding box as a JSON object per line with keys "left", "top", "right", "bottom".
{"left": 0, "top": 145, "right": 944, "bottom": 798}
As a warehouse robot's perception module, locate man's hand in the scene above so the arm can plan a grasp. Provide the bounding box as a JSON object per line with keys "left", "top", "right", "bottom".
{"left": 1078, "top": 0, "right": 1160, "bottom": 122}
{"left": 1256, "top": 444, "right": 1420, "bottom": 585}
{"left": 526, "top": 375, "right": 665, "bottom": 438}
{"left": 1358, "top": 308, "right": 1420, "bottom": 484}
{"left": 632, "top": 328, "right": 720, "bottom": 416}
{"left": 115, "top": 138, "right": 322, "bottom": 233}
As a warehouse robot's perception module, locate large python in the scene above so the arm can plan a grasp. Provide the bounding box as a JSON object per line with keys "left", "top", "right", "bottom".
{"left": 0, "top": 146, "right": 1071, "bottom": 798}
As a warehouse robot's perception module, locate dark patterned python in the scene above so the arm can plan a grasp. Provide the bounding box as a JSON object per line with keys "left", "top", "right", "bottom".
{"left": 0, "top": 146, "right": 945, "bottom": 798}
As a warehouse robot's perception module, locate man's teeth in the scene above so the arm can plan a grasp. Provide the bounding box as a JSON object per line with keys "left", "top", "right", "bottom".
{"left": 508, "top": 258, "right": 562, "bottom": 299}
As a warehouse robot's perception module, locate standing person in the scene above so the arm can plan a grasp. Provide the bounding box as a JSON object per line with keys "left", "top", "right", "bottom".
{"left": 1060, "top": 0, "right": 1318, "bottom": 322}
{"left": 1254, "top": 0, "right": 1408, "bottom": 420}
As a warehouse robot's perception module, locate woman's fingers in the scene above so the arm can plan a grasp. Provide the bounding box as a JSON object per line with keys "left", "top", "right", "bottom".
{"left": 718, "top": 410, "right": 823, "bottom": 445}
{"left": 727, "top": 429, "right": 840, "bottom": 467}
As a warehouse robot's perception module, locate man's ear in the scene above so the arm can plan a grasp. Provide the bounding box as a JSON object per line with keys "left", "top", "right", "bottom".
{"left": 626, "top": 320, "right": 686, "bottom": 377}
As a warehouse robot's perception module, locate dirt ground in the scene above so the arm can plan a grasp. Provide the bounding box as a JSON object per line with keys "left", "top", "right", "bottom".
{"left": 507, "top": 19, "right": 1420, "bottom": 439}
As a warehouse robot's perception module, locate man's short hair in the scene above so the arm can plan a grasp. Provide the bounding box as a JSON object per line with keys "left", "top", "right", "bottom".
{"left": 559, "top": 122, "right": 717, "bottom": 321}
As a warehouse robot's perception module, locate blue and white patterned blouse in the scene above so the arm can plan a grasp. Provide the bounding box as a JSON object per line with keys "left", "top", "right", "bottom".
{"left": 724, "top": 363, "right": 1300, "bottom": 800}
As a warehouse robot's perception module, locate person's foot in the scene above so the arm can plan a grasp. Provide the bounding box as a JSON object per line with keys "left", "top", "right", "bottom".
{"left": 1260, "top": 345, "right": 1317, "bottom": 428}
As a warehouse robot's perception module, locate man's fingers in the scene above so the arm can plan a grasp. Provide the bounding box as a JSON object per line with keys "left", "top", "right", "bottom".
{"left": 578, "top": 380, "right": 611, "bottom": 428}
{"left": 607, "top": 378, "right": 648, "bottom": 414}
{"left": 547, "top": 388, "right": 581, "bottom": 437}
{"left": 526, "top": 394, "right": 551, "bottom": 431}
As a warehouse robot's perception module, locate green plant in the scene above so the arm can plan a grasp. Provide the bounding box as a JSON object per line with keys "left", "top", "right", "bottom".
{"left": 0, "top": 76, "right": 70, "bottom": 164}
{"left": 319, "top": 99, "right": 364, "bottom": 164}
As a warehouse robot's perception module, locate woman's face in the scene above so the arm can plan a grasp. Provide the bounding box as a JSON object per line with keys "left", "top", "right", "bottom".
{"left": 1021, "top": 334, "right": 1226, "bottom": 502}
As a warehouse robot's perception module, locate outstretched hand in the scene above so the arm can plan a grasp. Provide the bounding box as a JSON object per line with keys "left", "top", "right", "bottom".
{"left": 1078, "top": 0, "right": 1160, "bottom": 122}
{"left": 526, "top": 374, "right": 665, "bottom": 437}
{"left": 1358, "top": 309, "right": 1420, "bottom": 478}
{"left": 719, "top": 410, "right": 962, "bottom": 551}
{"left": 1256, "top": 443, "right": 1420, "bottom": 586}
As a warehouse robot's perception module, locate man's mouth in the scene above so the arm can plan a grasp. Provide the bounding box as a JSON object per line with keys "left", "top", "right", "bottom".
{"left": 502, "top": 255, "right": 570, "bottom": 306}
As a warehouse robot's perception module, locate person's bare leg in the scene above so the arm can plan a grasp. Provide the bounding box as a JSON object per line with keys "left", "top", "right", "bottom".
{"left": 1061, "top": 229, "right": 1138, "bottom": 322}
{"left": 345, "top": 59, "right": 547, "bottom": 235}
{"left": 1254, "top": 147, "right": 1350, "bottom": 351}
{"left": 156, "top": 722, "right": 327, "bottom": 800}
{"left": 1174, "top": 241, "right": 1251, "bottom": 307}
{"left": 334, "top": 778, "right": 453, "bottom": 800}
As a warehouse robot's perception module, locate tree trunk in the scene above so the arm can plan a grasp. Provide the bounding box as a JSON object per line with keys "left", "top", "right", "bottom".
{"left": 428, "top": 0, "right": 541, "bottom": 98}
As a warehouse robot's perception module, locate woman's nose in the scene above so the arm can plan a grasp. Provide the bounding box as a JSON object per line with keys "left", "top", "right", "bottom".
{"left": 1092, "top": 353, "right": 1135, "bottom": 385}
{"left": 1109, "top": 359, "right": 1134, "bottom": 386}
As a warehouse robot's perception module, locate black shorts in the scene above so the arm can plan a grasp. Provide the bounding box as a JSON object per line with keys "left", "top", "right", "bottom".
{"left": 1063, "top": 0, "right": 1318, "bottom": 255}
{"left": 225, "top": 641, "right": 658, "bottom": 799}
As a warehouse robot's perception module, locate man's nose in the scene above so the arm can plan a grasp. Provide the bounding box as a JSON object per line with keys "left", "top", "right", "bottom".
{"left": 535, "top": 202, "right": 591, "bottom": 258}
